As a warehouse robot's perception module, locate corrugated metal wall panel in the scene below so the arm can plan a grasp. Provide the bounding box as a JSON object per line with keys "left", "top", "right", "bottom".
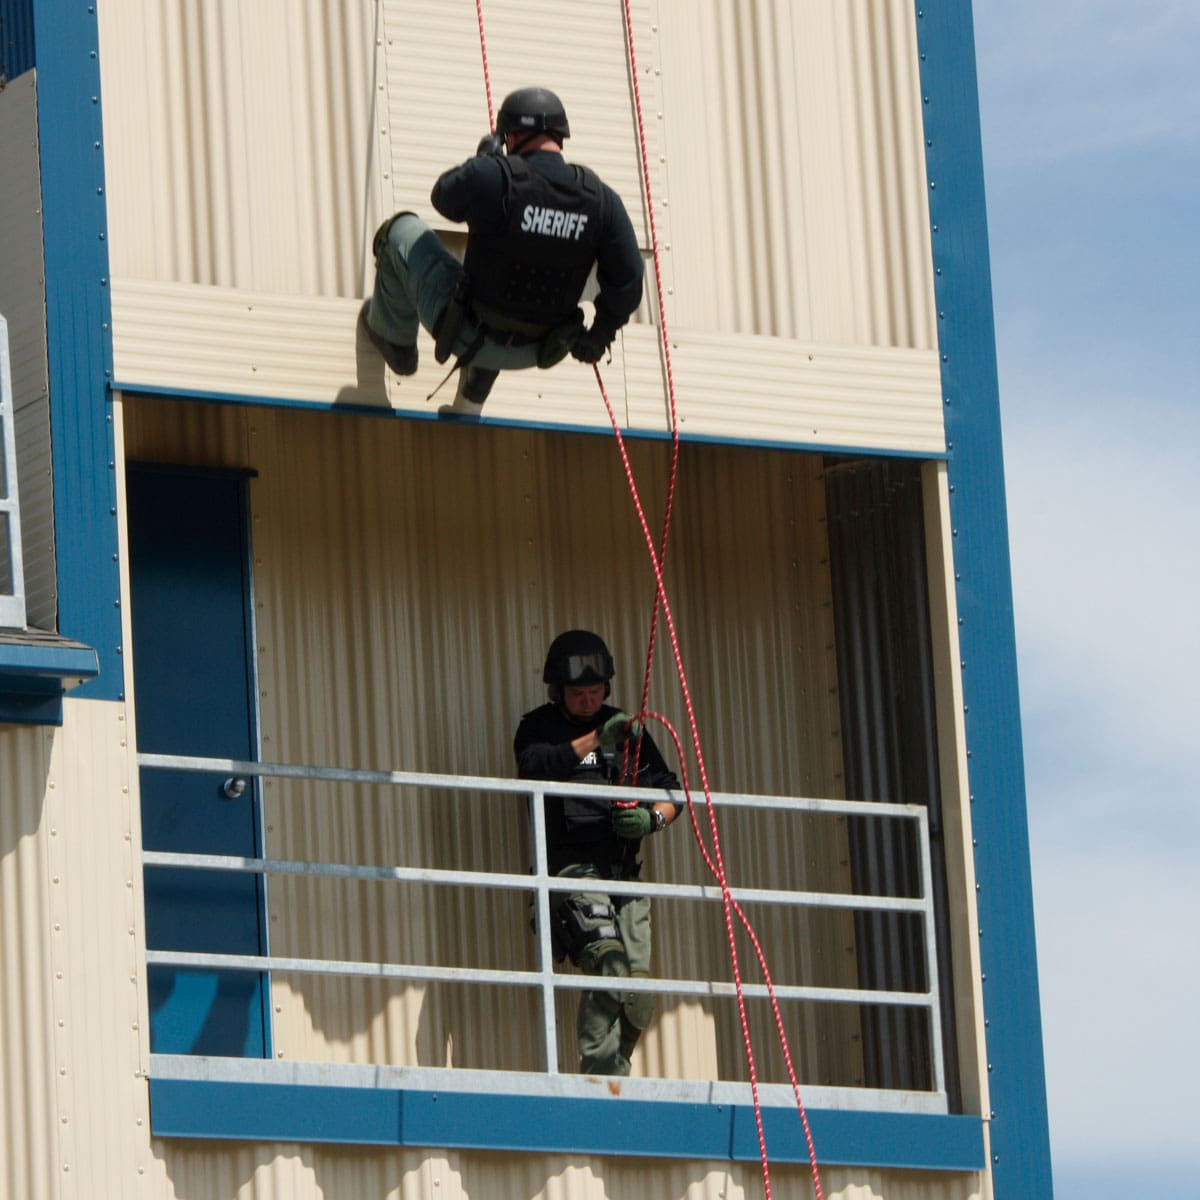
{"left": 145, "top": 1146, "right": 983, "bottom": 1199}
{"left": 99, "top": 0, "right": 939, "bottom": 452}
{"left": 42, "top": 698, "right": 156, "bottom": 1197}
{"left": 110, "top": 283, "right": 944, "bottom": 453}
{"left": 651, "top": 0, "right": 935, "bottom": 346}
{"left": 0, "top": 723, "right": 57, "bottom": 1200}
{"left": 0, "top": 703, "right": 159, "bottom": 1198}
{"left": 97, "top": 0, "right": 382, "bottom": 296}
{"left": 121, "top": 396, "right": 865, "bottom": 1090}
{"left": 383, "top": 0, "right": 657, "bottom": 249}
{"left": 920, "top": 461, "right": 988, "bottom": 1118}
{"left": 627, "top": 327, "right": 944, "bottom": 451}
{"left": 0, "top": 70, "right": 56, "bottom": 628}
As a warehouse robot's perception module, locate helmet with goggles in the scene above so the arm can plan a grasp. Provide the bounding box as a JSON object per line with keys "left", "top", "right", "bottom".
{"left": 543, "top": 629, "right": 614, "bottom": 700}
{"left": 497, "top": 86, "right": 571, "bottom": 145}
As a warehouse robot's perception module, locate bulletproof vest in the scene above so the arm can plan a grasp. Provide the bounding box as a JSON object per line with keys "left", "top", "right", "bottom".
{"left": 464, "top": 155, "right": 604, "bottom": 327}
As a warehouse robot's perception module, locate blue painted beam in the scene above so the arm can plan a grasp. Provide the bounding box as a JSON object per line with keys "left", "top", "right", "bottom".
{"left": 149, "top": 1077, "right": 985, "bottom": 1172}
{"left": 31, "top": 0, "right": 122, "bottom": 702}
{"left": 913, "top": 2, "right": 1054, "bottom": 1195}
{"left": 0, "top": 636, "right": 98, "bottom": 724}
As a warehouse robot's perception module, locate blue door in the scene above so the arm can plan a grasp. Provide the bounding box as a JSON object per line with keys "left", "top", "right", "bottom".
{"left": 127, "top": 464, "right": 270, "bottom": 1057}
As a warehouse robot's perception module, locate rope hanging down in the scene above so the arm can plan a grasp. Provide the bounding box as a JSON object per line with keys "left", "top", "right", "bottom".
{"left": 612, "top": 7, "right": 823, "bottom": 1196}
{"left": 593, "top": 367, "right": 824, "bottom": 1200}
{"left": 471, "top": 2, "right": 823, "bottom": 1195}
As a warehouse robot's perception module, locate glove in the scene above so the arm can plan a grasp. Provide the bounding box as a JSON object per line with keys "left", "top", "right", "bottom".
{"left": 570, "top": 324, "right": 614, "bottom": 364}
{"left": 612, "top": 805, "right": 654, "bottom": 839}
{"left": 597, "top": 711, "right": 642, "bottom": 747}
{"left": 476, "top": 132, "right": 505, "bottom": 157}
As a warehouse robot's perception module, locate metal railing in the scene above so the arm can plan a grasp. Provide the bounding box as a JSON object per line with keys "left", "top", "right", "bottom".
{"left": 138, "top": 753, "right": 946, "bottom": 1104}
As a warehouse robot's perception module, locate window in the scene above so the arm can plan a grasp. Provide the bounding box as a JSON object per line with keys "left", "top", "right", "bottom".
{"left": 0, "top": 314, "right": 27, "bottom": 629}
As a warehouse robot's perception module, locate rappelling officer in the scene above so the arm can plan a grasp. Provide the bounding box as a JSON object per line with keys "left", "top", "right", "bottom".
{"left": 360, "top": 87, "right": 644, "bottom": 407}
{"left": 514, "top": 630, "right": 681, "bottom": 1076}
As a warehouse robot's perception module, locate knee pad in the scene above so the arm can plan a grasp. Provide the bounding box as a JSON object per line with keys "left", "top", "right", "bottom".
{"left": 577, "top": 937, "right": 628, "bottom": 977}
{"left": 622, "top": 973, "right": 655, "bottom": 1032}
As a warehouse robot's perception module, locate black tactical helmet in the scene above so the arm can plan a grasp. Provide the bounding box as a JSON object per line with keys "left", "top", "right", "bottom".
{"left": 497, "top": 86, "right": 571, "bottom": 143}
{"left": 543, "top": 629, "right": 614, "bottom": 699}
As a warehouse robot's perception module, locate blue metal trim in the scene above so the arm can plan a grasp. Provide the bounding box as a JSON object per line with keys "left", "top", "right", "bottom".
{"left": 115, "top": 384, "right": 947, "bottom": 462}
{"left": 0, "top": 640, "right": 98, "bottom": 725}
{"left": 148, "top": 1077, "right": 985, "bottom": 1171}
{"left": 0, "top": 640, "right": 99, "bottom": 680}
{"left": 914, "top": 2, "right": 1053, "bottom": 1195}
{"left": 33, "top": 0, "right": 122, "bottom": 702}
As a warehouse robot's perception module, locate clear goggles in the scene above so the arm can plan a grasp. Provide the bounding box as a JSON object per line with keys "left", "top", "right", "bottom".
{"left": 563, "top": 652, "right": 613, "bottom": 684}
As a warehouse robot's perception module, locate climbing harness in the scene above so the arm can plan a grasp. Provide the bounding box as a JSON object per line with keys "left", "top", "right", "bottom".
{"left": 471, "top": 2, "right": 824, "bottom": 1195}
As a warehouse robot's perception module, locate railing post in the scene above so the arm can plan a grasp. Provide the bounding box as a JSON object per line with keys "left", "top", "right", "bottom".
{"left": 528, "top": 783, "right": 560, "bottom": 1074}
{"left": 917, "top": 807, "right": 948, "bottom": 1096}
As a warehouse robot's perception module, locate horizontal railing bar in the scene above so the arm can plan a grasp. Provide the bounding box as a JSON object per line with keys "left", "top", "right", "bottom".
{"left": 136, "top": 752, "right": 926, "bottom": 821}
{"left": 142, "top": 849, "right": 930, "bottom": 914}
{"left": 145, "top": 950, "right": 935, "bottom": 1009}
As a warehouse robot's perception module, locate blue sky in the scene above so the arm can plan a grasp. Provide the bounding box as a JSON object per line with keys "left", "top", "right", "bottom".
{"left": 972, "top": 1, "right": 1199, "bottom": 1195}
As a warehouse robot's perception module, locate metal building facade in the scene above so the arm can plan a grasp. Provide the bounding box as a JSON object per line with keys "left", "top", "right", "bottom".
{"left": 0, "top": 1, "right": 1051, "bottom": 1198}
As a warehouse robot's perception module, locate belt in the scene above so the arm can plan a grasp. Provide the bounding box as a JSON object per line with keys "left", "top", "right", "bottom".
{"left": 479, "top": 323, "right": 542, "bottom": 348}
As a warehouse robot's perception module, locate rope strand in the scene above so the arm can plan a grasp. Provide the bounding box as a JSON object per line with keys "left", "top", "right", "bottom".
{"left": 470, "top": 5, "right": 822, "bottom": 1194}
{"left": 594, "top": 368, "right": 824, "bottom": 1200}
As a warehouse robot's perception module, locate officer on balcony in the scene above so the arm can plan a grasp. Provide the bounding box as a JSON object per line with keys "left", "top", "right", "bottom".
{"left": 360, "top": 86, "right": 644, "bottom": 409}
{"left": 514, "top": 630, "right": 681, "bottom": 1076}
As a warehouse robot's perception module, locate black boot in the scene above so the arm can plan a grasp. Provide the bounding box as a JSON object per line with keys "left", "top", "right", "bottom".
{"left": 358, "top": 301, "right": 418, "bottom": 376}
{"left": 460, "top": 365, "right": 498, "bottom": 404}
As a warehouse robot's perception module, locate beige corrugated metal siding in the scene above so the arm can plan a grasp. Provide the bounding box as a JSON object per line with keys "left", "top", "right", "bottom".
{"left": 121, "top": 393, "right": 865, "bottom": 1089}
{"left": 0, "top": 0, "right": 992, "bottom": 1194}
{"left": 0, "top": 71, "right": 56, "bottom": 629}
{"left": 383, "top": 0, "right": 658, "bottom": 247}
{"left": 99, "top": 0, "right": 943, "bottom": 454}
{"left": 109, "top": 393, "right": 990, "bottom": 1197}
{"left": 655, "top": 0, "right": 934, "bottom": 346}
{"left": 0, "top": 701, "right": 162, "bottom": 1200}
{"left": 0, "top": 722, "right": 57, "bottom": 1200}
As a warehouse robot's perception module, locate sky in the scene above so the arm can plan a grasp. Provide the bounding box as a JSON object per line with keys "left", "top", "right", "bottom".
{"left": 971, "top": 1, "right": 1200, "bottom": 1195}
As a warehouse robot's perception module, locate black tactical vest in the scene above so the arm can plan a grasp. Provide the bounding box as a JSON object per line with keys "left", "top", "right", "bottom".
{"left": 464, "top": 155, "right": 604, "bottom": 328}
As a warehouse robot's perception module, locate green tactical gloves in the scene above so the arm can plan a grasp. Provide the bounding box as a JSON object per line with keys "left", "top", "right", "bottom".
{"left": 597, "top": 711, "right": 642, "bottom": 747}
{"left": 612, "top": 805, "right": 654, "bottom": 839}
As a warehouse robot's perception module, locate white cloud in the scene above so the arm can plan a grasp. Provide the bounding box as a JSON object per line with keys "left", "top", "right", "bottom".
{"left": 1032, "top": 850, "right": 1200, "bottom": 1161}
{"left": 1004, "top": 415, "right": 1200, "bottom": 774}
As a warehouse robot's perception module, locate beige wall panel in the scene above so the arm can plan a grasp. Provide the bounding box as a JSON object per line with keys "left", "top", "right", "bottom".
{"left": 109, "top": 279, "right": 617, "bottom": 428}
{"left": 98, "top": 0, "right": 936, "bottom": 366}
{"left": 98, "top": 0, "right": 383, "bottom": 297}
{"left": 122, "top": 398, "right": 865, "bottom": 1092}
{"left": 383, "top": 0, "right": 659, "bottom": 249}
{"left": 0, "top": 702, "right": 162, "bottom": 1198}
{"left": 625, "top": 326, "right": 945, "bottom": 452}
{"left": 0, "top": 72, "right": 56, "bottom": 629}
{"left": 0, "top": 722, "right": 57, "bottom": 1200}
{"left": 147, "top": 1142, "right": 983, "bottom": 1200}
{"left": 42, "top": 698, "right": 159, "bottom": 1198}
{"left": 655, "top": 0, "right": 935, "bottom": 347}
{"left": 111, "top": 283, "right": 943, "bottom": 452}
{"left": 921, "top": 462, "right": 988, "bottom": 1118}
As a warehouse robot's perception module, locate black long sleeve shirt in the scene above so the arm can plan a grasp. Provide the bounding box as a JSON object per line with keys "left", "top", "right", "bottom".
{"left": 514, "top": 701, "right": 680, "bottom": 873}
{"left": 432, "top": 150, "right": 643, "bottom": 337}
